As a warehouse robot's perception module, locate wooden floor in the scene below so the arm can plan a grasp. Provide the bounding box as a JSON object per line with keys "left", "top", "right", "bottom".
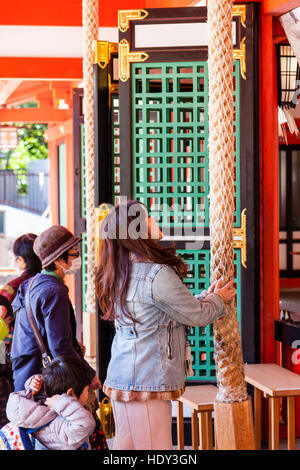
{"left": 107, "top": 438, "right": 300, "bottom": 450}
{"left": 177, "top": 440, "right": 300, "bottom": 450}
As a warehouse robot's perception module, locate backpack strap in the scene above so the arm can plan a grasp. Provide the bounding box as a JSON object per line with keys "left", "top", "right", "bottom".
{"left": 24, "top": 277, "right": 52, "bottom": 368}
{"left": 19, "top": 419, "right": 55, "bottom": 451}
{"left": 19, "top": 423, "right": 89, "bottom": 451}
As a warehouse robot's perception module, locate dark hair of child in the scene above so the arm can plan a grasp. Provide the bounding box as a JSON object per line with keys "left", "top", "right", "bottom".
{"left": 42, "top": 356, "right": 94, "bottom": 398}
{"left": 13, "top": 233, "right": 42, "bottom": 275}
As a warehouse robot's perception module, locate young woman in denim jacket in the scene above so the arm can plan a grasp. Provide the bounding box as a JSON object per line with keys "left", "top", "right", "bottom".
{"left": 95, "top": 200, "right": 235, "bottom": 450}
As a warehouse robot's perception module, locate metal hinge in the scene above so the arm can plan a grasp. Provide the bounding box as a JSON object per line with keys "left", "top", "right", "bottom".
{"left": 94, "top": 203, "right": 111, "bottom": 266}
{"left": 233, "top": 208, "right": 247, "bottom": 268}
{"left": 94, "top": 40, "right": 118, "bottom": 69}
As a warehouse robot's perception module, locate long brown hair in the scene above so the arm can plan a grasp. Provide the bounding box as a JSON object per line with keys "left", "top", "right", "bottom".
{"left": 95, "top": 200, "right": 187, "bottom": 322}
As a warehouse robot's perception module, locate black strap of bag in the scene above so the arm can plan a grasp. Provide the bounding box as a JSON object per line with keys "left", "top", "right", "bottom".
{"left": 24, "top": 277, "right": 52, "bottom": 368}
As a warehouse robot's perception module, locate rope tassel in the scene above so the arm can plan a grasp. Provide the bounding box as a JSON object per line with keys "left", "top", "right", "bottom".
{"left": 82, "top": 0, "right": 98, "bottom": 346}
{"left": 208, "top": 0, "right": 247, "bottom": 403}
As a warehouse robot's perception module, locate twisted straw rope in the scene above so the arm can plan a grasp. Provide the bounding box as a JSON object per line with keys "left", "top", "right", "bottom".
{"left": 82, "top": 0, "right": 98, "bottom": 318}
{"left": 208, "top": 0, "right": 247, "bottom": 403}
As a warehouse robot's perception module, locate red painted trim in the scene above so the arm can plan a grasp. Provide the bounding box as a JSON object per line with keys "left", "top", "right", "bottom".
{"left": 259, "top": 14, "right": 264, "bottom": 366}
{"left": 0, "top": 0, "right": 201, "bottom": 27}
{"left": 280, "top": 278, "right": 300, "bottom": 289}
{"left": 260, "top": 14, "right": 280, "bottom": 364}
{"left": 65, "top": 131, "right": 75, "bottom": 304}
{"left": 262, "top": 0, "right": 300, "bottom": 16}
{"left": 0, "top": 57, "right": 82, "bottom": 80}
{"left": 0, "top": 107, "right": 72, "bottom": 123}
{"left": 48, "top": 138, "right": 59, "bottom": 226}
{"left": 46, "top": 123, "right": 75, "bottom": 304}
{"left": 0, "top": 0, "right": 82, "bottom": 26}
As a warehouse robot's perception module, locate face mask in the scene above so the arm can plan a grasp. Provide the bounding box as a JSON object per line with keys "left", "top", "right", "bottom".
{"left": 12, "top": 257, "right": 23, "bottom": 275}
{"left": 63, "top": 256, "right": 82, "bottom": 275}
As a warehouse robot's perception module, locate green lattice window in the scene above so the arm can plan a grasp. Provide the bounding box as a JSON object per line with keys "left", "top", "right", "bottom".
{"left": 179, "top": 249, "right": 241, "bottom": 380}
{"left": 132, "top": 61, "right": 240, "bottom": 229}
{"left": 131, "top": 61, "right": 242, "bottom": 381}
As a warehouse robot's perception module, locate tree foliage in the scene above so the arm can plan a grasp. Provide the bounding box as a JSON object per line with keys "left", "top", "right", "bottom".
{"left": 3, "top": 123, "right": 48, "bottom": 172}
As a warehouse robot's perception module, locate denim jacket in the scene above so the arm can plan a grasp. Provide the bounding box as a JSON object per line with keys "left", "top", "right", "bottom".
{"left": 104, "top": 262, "right": 226, "bottom": 392}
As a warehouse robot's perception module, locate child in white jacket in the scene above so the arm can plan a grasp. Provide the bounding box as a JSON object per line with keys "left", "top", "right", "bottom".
{"left": 5, "top": 356, "right": 96, "bottom": 450}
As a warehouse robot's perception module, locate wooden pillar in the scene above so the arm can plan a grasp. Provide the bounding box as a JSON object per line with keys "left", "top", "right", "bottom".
{"left": 45, "top": 120, "right": 76, "bottom": 304}
{"left": 82, "top": 0, "right": 98, "bottom": 362}
{"left": 260, "top": 14, "right": 279, "bottom": 364}
{"left": 47, "top": 138, "right": 59, "bottom": 226}
{"left": 207, "top": 0, "right": 255, "bottom": 449}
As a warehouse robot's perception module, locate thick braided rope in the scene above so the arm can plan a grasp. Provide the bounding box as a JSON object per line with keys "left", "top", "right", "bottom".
{"left": 208, "top": 0, "right": 247, "bottom": 403}
{"left": 82, "top": 0, "right": 98, "bottom": 317}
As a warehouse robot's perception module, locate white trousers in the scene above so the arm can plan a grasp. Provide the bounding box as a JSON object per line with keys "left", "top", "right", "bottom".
{"left": 111, "top": 399, "right": 173, "bottom": 450}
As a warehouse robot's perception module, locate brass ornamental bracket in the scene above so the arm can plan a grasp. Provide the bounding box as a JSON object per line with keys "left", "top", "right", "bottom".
{"left": 232, "top": 4, "right": 246, "bottom": 28}
{"left": 119, "top": 39, "right": 149, "bottom": 82}
{"left": 94, "top": 40, "right": 118, "bottom": 69}
{"left": 94, "top": 203, "right": 111, "bottom": 266}
{"left": 233, "top": 37, "right": 246, "bottom": 80}
{"left": 232, "top": 5, "right": 246, "bottom": 79}
{"left": 233, "top": 208, "right": 247, "bottom": 269}
{"left": 118, "top": 9, "right": 149, "bottom": 32}
{"left": 117, "top": 7, "right": 246, "bottom": 80}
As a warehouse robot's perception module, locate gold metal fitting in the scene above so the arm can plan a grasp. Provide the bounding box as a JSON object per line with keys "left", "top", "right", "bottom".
{"left": 94, "top": 203, "right": 111, "bottom": 266}
{"left": 233, "top": 37, "right": 246, "bottom": 80}
{"left": 118, "top": 9, "right": 149, "bottom": 32}
{"left": 233, "top": 208, "right": 247, "bottom": 268}
{"left": 233, "top": 4, "right": 246, "bottom": 28}
{"left": 94, "top": 40, "right": 118, "bottom": 69}
{"left": 119, "top": 39, "right": 149, "bottom": 82}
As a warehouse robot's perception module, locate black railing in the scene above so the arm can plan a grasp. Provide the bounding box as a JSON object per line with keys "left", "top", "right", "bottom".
{"left": 0, "top": 170, "right": 49, "bottom": 215}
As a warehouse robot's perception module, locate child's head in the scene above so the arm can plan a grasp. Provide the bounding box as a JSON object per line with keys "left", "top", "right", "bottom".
{"left": 42, "top": 356, "right": 94, "bottom": 405}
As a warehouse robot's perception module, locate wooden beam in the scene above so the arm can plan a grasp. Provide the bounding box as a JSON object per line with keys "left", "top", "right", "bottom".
{"left": 0, "top": 0, "right": 200, "bottom": 28}
{"left": 35, "top": 88, "right": 54, "bottom": 109}
{"left": 0, "top": 80, "right": 22, "bottom": 105}
{"left": 0, "top": 107, "right": 71, "bottom": 123}
{"left": 262, "top": 0, "right": 300, "bottom": 16}
{"left": 0, "top": 57, "right": 82, "bottom": 80}
{"left": 50, "top": 82, "right": 73, "bottom": 108}
{"left": 0, "top": 0, "right": 82, "bottom": 26}
{"left": 44, "top": 118, "right": 73, "bottom": 141}
{"left": 5, "top": 82, "right": 51, "bottom": 107}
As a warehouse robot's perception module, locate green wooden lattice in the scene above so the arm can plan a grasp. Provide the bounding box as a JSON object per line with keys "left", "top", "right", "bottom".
{"left": 179, "top": 249, "right": 241, "bottom": 380}
{"left": 130, "top": 61, "right": 242, "bottom": 381}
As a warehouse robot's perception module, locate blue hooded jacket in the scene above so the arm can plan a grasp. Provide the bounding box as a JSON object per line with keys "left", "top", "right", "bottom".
{"left": 11, "top": 273, "right": 95, "bottom": 391}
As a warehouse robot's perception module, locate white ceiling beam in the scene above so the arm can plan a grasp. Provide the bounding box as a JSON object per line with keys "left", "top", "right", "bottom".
{"left": 0, "top": 26, "right": 118, "bottom": 58}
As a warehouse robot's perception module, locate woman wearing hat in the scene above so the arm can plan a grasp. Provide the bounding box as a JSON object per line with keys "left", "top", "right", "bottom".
{"left": 10, "top": 225, "right": 100, "bottom": 393}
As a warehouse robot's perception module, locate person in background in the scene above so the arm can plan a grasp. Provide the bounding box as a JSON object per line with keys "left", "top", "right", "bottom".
{"left": 0, "top": 233, "right": 42, "bottom": 345}
{"left": 0, "top": 233, "right": 42, "bottom": 428}
{"left": 95, "top": 200, "right": 235, "bottom": 450}
{"left": 10, "top": 225, "right": 101, "bottom": 393}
